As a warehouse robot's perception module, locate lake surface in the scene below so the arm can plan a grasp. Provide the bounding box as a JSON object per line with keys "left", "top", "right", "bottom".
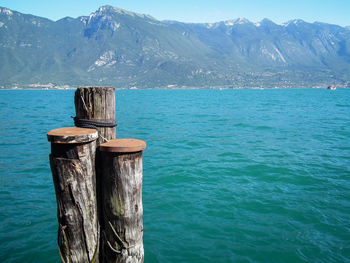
{"left": 0, "top": 89, "right": 349, "bottom": 262}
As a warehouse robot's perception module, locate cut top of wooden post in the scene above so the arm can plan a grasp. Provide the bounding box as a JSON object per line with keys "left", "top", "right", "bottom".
{"left": 47, "top": 127, "right": 98, "bottom": 144}
{"left": 100, "top": 139, "right": 146, "bottom": 153}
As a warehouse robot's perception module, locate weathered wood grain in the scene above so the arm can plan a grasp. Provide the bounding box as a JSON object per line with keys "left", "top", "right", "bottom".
{"left": 49, "top": 129, "right": 99, "bottom": 263}
{"left": 74, "top": 87, "right": 117, "bottom": 262}
{"left": 100, "top": 151, "right": 144, "bottom": 263}
{"left": 74, "top": 87, "right": 116, "bottom": 145}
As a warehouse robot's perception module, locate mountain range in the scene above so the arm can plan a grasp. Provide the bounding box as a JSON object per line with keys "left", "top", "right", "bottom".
{"left": 0, "top": 6, "right": 350, "bottom": 89}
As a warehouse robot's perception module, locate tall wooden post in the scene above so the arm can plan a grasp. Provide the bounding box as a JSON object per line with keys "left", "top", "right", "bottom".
{"left": 99, "top": 139, "right": 146, "bottom": 263}
{"left": 74, "top": 87, "right": 116, "bottom": 145}
{"left": 48, "top": 127, "right": 99, "bottom": 263}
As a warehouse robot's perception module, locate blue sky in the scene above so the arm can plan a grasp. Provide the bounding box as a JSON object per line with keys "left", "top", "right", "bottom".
{"left": 1, "top": 0, "right": 350, "bottom": 26}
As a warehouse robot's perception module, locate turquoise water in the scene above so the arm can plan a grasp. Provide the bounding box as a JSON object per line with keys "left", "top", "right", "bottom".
{"left": 0, "top": 89, "right": 350, "bottom": 262}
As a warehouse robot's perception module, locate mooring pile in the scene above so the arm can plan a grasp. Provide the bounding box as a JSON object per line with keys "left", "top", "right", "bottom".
{"left": 47, "top": 87, "right": 146, "bottom": 263}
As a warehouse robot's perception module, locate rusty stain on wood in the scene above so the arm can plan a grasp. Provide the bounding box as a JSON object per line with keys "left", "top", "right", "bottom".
{"left": 100, "top": 139, "right": 146, "bottom": 153}
{"left": 47, "top": 127, "right": 98, "bottom": 144}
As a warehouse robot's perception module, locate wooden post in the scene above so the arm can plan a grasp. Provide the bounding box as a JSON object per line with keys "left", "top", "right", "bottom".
{"left": 74, "top": 87, "right": 116, "bottom": 145}
{"left": 99, "top": 139, "right": 146, "bottom": 263}
{"left": 74, "top": 86, "right": 117, "bottom": 262}
{"left": 48, "top": 127, "right": 99, "bottom": 263}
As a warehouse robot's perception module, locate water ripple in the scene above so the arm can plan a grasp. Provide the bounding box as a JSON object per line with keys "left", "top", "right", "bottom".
{"left": 1, "top": 89, "right": 350, "bottom": 262}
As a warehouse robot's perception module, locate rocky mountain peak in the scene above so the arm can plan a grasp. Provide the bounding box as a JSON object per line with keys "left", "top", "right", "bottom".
{"left": 282, "top": 19, "right": 306, "bottom": 27}
{"left": 224, "top": 18, "right": 251, "bottom": 26}
{"left": 92, "top": 5, "right": 155, "bottom": 20}
{"left": 260, "top": 18, "right": 276, "bottom": 25}
{"left": 0, "top": 7, "right": 14, "bottom": 16}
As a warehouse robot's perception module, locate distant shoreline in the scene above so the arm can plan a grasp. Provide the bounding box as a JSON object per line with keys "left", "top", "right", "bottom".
{"left": 0, "top": 85, "right": 349, "bottom": 91}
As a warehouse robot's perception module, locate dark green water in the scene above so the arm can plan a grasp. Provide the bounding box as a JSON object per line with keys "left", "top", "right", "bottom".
{"left": 0, "top": 89, "right": 349, "bottom": 262}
